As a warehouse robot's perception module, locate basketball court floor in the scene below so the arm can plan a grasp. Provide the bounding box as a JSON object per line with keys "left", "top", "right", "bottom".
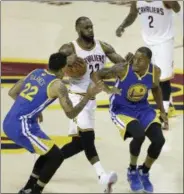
{"left": 1, "top": 1, "right": 183, "bottom": 193}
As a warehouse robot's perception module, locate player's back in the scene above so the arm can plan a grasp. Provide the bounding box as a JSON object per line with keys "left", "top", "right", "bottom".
{"left": 137, "top": 1, "right": 174, "bottom": 45}
{"left": 5, "top": 69, "right": 57, "bottom": 121}
{"left": 110, "top": 64, "right": 154, "bottom": 114}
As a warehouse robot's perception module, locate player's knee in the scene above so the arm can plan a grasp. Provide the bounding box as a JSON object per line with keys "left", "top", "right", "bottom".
{"left": 154, "top": 134, "right": 165, "bottom": 149}
{"left": 79, "top": 130, "right": 95, "bottom": 143}
{"left": 79, "top": 131, "right": 98, "bottom": 161}
{"left": 45, "top": 145, "right": 64, "bottom": 162}
{"left": 127, "top": 120, "right": 145, "bottom": 141}
{"left": 147, "top": 123, "right": 165, "bottom": 148}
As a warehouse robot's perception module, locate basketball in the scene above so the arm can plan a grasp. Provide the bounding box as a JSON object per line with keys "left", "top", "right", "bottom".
{"left": 65, "top": 57, "right": 87, "bottom": 78}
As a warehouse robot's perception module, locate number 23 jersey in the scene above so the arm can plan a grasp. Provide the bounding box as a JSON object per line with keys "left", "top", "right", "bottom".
{"left": 137, "top": 1, "right": 174, "bottom": 45}
{"left": 70, "top": 39, "right": 106, "bottom": 93}
{"left": 6, "top": 69, "right": 57, "bottom": 120}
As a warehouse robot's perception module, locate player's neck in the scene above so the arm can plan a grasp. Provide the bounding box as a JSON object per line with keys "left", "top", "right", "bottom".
{"left": 47, "top": 69, "right": 57, "bottom": 76}
{"left": 137, "top": 66, "right": 149, "bottom": 77}
{"left": 77, "top": 38, "right": 95, "bottom": 50}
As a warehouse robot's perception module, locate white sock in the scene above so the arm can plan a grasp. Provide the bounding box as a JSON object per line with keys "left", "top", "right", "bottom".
{"left": 163, "top": 101, "right": 170, "bottom": 113}
{"left": 93, "top": 161, "right": 105, "bottom": 177}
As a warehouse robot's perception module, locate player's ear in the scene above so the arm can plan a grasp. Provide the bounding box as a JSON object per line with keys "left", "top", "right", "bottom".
{"left": 75, "top": 25, "right": 80, "bottom": 33}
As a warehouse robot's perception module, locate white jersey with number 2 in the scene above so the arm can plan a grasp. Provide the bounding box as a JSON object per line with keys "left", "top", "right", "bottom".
{"left": 137, "top": 1, "right": 174, "bottom": 45}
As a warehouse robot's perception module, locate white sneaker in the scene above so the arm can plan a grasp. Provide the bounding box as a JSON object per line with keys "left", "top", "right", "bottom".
{"left": 99, "top": 172, "right": 118, "bottom": 193}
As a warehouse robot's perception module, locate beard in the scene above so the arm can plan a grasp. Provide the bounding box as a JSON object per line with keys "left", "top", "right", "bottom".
{"left": 81, "top": 34, "right": 94, "bottom": 42}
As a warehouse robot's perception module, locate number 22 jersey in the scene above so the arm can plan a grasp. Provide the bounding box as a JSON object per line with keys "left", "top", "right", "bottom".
{"left": 5, "top": 69, "right": 57, "bottom": 121}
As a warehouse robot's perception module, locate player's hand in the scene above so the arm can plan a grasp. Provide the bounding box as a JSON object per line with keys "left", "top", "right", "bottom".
{"left": 109, "top": 86, "right": 122, "bottom": 95}
{"left": 37, "top": 112, "right": 43, "bottom": 123}
{"left": 116, "top": 26, "right": 125, "bottom": 37}
{"left": 160, "top": 112, "right": 169, "bottom": 130}
{"left": 125, "top": 52, "right": 134, "bottom": 64}
{"left": 67, "top": 54, "right": 78, "bottom": 67}
{"left": 86, "top": 81, "right": 104, "bottom": 98}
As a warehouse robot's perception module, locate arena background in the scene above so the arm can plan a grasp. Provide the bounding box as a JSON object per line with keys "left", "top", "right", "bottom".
{"left": 1, "top": 1, "right": 183, "bottom": 193}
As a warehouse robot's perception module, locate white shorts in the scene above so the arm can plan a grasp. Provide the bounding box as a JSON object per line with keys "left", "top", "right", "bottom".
{"left": 146, "top": 38, "right": 174, "bottom": 81}
{"left": 68, "top": 93, "right": 96, "bottom": 136}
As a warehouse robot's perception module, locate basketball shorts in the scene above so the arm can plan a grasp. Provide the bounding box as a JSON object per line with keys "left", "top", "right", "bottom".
{"left": 68, "top": 92, "right": 96, "bottom": 136}
{"left": 146, "top": 38, "right": 174, "bottom": 81}
{"left": 110, "top": 106, "right": 161, "bottom": 140}
{"left": 3, "top": 116, "right": 54, "bottom": 155}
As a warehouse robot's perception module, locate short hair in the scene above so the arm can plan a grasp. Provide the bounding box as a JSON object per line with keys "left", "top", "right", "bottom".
{"left": 137, "top": 47, "right": 152, "bottom": 60}
{"left": 48, "top": 52, "right": 67, "bottom": 72}
{"left": 75, "top": 16, "right": 90, "bottom": 27}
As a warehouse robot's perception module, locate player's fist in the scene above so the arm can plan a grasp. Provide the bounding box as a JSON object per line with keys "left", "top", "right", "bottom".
{"left": 86, "top": 81, "right": 104, "bottom": 98}
{"left": 160, "top": 112, "right": 169, "bottom": 130}
{"left": 116, "top": 26, "right": 125, "bottom": 37}
{"left": 125, "top": 52, "right": 134, "bottom": 64}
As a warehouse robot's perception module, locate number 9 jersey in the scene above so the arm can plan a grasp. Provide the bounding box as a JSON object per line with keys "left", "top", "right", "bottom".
{"left": 137, "top": 1, "right": 174, "bottom": 45}
{"left": 69, "top": 39, "right": 106, "bottom": 93}
{"left": 5, "top": 69, "right": 57, "bottom": 121}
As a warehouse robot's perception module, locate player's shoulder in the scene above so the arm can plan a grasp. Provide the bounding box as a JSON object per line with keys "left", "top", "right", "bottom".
{"left": 59, "top": 42, "right": 75, "bottom": 56}
{"left": 152, "top": 64, "right": 161, "bottom": 77}
{"left": 99, "top": 40, "right": 114, "bottom": 53}
{"left": 47, "top": 78, "right": 66, "bottom": 98}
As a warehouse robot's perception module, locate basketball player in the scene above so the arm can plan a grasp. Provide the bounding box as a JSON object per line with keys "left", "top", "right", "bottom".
{"left": 116, "top": 1, "right": 183, "bottom": 118}
{"left": 58, "top": 16, "right": 127, "bottom": 192}
{"left": 3, "top": 53, "right": 103, "bottom": 194}
{"left": 97, "top": 47, "right": 167, "bottom": 193}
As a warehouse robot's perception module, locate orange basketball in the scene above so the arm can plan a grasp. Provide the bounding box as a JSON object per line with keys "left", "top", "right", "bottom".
{"left": 65, "top": 57, "right": 87, "bottom": 78}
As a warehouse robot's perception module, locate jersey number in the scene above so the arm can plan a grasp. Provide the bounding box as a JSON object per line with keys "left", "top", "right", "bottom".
{"left": 148, "top": 16, "right": 154, "bottom": 28}
{"left": 89, "top": 63, "right": 100, "bottom": 76}
{"left": 20, "top": 83, "right": 38, "bottom": 101}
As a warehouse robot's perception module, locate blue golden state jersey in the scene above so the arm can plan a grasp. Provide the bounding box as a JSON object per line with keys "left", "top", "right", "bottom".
{"left": 6, "top": 69, "right": 58, "bottom": 120}
{"left": 110, "top": 63, "right": 155, "bottom": 113}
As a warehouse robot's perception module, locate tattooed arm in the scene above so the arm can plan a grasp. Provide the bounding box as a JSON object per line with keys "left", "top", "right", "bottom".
{"left": 100, "top": 41, "right": 125, "bottom": 63}
{"left": 116, "top": 1, "right": 138, "bottom": 37}
{"left": 49, "top": 80, "right": 103, "bottom": 119}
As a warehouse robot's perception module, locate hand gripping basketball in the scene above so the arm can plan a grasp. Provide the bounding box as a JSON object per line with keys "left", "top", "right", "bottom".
{"left": 65, "top": 56, "right": 87, "bottom": 78}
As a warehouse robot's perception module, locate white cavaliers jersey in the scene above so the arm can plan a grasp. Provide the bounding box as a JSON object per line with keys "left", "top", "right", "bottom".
{"left": 137, "top": 1, "right": 174, "bottom": 45}
{"left": 69, "top": 40, "right": 106, "bottom": 93}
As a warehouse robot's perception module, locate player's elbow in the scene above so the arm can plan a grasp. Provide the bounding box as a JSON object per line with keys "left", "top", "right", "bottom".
{"left": 65, "top": 111, "right": 75, "bottom": 119}
{"left": 8, "top": 89, "right": 17, "bottom": 100}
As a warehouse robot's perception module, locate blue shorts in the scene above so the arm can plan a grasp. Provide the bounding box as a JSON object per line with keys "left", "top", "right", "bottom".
{"left": 110, "top": 106, "right": 161, "bottom": 139}
{"left": 3, "top": 117, "right": 54, "bottom": 155}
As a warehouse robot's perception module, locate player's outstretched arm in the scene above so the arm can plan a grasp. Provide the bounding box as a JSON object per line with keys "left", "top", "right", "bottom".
{"left": 116, "top": 1, "right": 138, "bottom": 37}
{"left": 49, "top": 80, "right": 103, "bottom": 119}
{"left": 8, "top": 79, "right": 25, "bottom": 100}
{"left": 97, "top": 63, "right": 128, "bottom": 80}
{"left": 100, "top": 41, "right": 125, "bottom": 63}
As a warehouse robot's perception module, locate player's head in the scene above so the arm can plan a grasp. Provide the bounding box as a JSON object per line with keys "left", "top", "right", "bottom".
{"left": 132, "top": 47, "right": 152, "bottom": 73}
{"left": 48, "top": 52, "right": 67, "bottom": 78}
{"left": 75, "top": 16, "right": 94, "bottom": 42}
